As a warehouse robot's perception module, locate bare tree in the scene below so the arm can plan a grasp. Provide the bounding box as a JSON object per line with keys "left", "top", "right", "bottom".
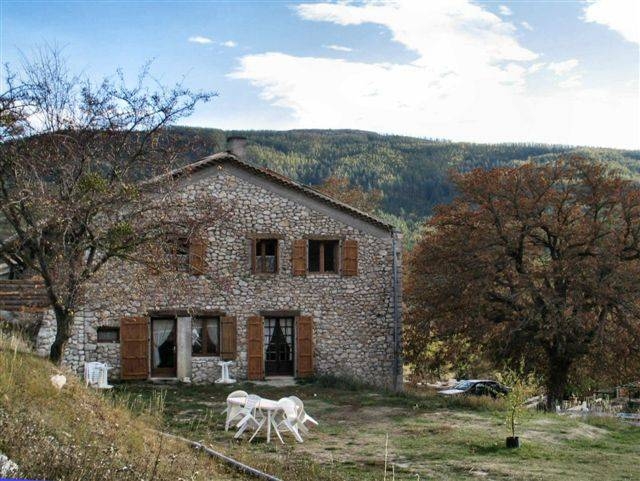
{"left": 0, "top": 47, "right": 217, "bottom": 363}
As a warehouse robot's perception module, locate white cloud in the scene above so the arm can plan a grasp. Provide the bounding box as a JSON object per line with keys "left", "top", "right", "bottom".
{"left": 324, "top": 44, "right": 353, "bottom": 52}
{"left": 499, "top": 5, "right": 513, "bottom": 16}
{"left": 558, "top": 75, "right": 583, "bottom": 89}
{"left": 528, "top": 62, "right": 545, "bottom": 73}
{"left": 221, "top": 40, "right": 237, "bottom": 48}
{"left": 230, "top": 0, "right": 638, "bottom": 148}
{"left": 188, "top": 36, "right": 213, "bottom": 45}
{"left": 583, "top": 0, "right": 639, "bottom": 44}
{"left": 547, "top": 59, "right": 579, "bottom": 75}
{"left": 521, "top": 21, "right": 533, "bottom": 31}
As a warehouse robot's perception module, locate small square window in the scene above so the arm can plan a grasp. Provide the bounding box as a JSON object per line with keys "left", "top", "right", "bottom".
{"left": 254, "top": 238, "right": 278, "bottom": 274}
{"left": 97, "top": 327, "right": 119, "bottom": 343}
{"left": 308, "top": 240, "right": 339, "bottom": 273}
{"left": 192, "top": 317, "right": 220, "bottom": 356}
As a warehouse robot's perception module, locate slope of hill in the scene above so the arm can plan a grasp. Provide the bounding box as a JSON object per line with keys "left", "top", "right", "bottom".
{"left": 0, "top": 333, "right": 238, "bottom": 481}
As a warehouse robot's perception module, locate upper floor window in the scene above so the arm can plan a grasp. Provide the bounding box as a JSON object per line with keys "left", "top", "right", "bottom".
{"left": 161, "top": 235, "right": 206, "bottom": 275}
{"left": 97, "top": 326, "right": 119, "bottom": 343}
{"left": 192, "top": 317, "right": 220, "bottom": 356}
{"left": 308, "top": 240, "right": 339, "bottom": 273}
{"left": 252, "top": 238, "right": 278, "bottom": 274}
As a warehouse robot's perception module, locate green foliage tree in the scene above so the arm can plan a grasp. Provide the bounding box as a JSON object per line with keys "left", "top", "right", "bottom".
{"left": 497, "top": 366, "right": 539, "bottom": 446}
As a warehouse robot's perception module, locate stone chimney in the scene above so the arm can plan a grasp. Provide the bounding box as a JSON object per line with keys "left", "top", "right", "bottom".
{"left": 226, "top": 136, "right": 247, "bottom": 160}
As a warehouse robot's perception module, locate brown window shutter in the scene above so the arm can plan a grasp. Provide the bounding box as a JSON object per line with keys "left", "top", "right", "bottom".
{"left": 120, "top": 317, "right": 149, "bottom": 380}
{"left": 249, "top": 238, "right": 257, "bottom": 274}
{"left": 296, "top": 315, "right": 314, "bottom": 378}
{"left": 292, "top": 239, "right": 307, "bottom": 276}
{"left": 189, "top": 236, "right": 207, "bottom": 275}
{"left": 220, "top": 316, "right": 237, "bottom": 360}
{"left": 246, "top": 316, "right": 264, "bottom": 380}
{"left": 342, "top": 239, "right": 358, "bottom": 276}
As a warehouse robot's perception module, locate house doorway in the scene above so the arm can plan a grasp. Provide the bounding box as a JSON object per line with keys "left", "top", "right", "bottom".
{"left": 264, "top": 317, "right": 294, "bottom": 376}
{"left": 151, "top": 317, "right": 177, "bottom": 377}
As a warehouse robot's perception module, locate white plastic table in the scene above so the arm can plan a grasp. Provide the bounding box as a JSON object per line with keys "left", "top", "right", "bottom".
{"left": 215, "top": 361, "right": 236, "bottom": 384}
{"left": 227, "top": 396, "right": 284, "bottom": 443}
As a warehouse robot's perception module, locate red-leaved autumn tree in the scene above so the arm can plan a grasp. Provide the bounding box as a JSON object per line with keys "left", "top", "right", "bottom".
{"left": 406, "top": 157, "right": 640, "bottom": 408}
{"left": 316, "top": 175, "right": 383, "bottom": 214}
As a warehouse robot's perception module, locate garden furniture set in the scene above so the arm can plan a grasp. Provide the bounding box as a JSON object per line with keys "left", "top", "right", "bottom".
{"left": 223, "top": 390, "right": 318, "bottom": 443}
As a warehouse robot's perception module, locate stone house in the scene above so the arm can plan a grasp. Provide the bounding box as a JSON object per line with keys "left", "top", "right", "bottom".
{"left": 30, "top": 138, "right": 403, "bottom": 388}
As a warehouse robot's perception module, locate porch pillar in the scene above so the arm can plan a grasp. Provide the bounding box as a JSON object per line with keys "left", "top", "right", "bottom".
{"left": 176, "top": 316, "right": 192, "bottom": 380}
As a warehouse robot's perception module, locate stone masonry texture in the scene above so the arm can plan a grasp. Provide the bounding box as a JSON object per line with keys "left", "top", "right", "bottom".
{"left": 36, "top": 161, "right": 402, "bottom": 387}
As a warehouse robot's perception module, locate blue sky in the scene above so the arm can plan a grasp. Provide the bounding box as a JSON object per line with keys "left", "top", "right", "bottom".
{"left": 1, "top": 0, "right": 638, "bottom": 148}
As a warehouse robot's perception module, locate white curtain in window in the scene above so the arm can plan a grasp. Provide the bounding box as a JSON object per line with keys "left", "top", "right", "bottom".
{"left": 265, "top": 255, "right": 276, "bottom": 272}
{"left": 206, "top": 321, "right": 219, "bottom": 353}
{"left": 153, "top": 319, "right": 174, "bottom": 367}
{"left": 192, "top": 319, "right": 202, "bottom": 350}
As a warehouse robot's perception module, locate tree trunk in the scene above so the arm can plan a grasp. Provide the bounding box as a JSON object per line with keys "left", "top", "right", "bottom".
{"left": 545, "top": 356, "right": 571, "bottom": 411}
{"left": 49, "top": 310, "right": 73, "bottom": 365}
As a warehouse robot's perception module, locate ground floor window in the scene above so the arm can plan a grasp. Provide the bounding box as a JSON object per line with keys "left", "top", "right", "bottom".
{"left": 264, "top": 317, "right": 294, "bottom": 375}
{"left": 192, "top": 317, "right": 220, "bottom": 356}
{"left": 97, "top": 326, "right": 119, "bottom": 343}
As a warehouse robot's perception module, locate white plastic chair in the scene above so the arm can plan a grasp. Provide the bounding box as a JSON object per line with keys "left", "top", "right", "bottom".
{"left": 84, "top": 362, "right": 112, "bottom": 389}
{"left": 222, "top": 390, "right": 248, "bottom": 431}
{"left": 275, "top": 397, "right": 304, "bottom": 443}
{"left": 289, "top": 396, "right": 318, "bottom": 433}
{"left": 234, "top": 394, "right": 266, "bottom": 442}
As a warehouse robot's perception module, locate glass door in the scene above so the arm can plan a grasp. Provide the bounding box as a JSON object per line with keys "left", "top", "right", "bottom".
{"left": 264, "top": 317, "right": 294, "bottom": 375}
{"left": 151, "top": 317, "right": 177, "bottom": 377}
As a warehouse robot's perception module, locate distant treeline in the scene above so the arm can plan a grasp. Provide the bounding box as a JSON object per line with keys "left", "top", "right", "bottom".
{"left": 2, "top": 127, "right": 639, "bottom": 244}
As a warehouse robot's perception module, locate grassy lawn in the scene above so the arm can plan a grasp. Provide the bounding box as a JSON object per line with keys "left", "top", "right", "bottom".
{"left": 114, "top": 379, "right": 640, "bottom": 481}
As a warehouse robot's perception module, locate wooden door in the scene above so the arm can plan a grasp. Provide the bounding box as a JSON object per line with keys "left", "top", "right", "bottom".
{"left": 296, "top": 316, "right": 314, "bottom": 378}
{"left": 247, "top": 316, "right": 264, "bottom": 380}
{"left": 120, "top": 317, "right": 149, "bottom": 380}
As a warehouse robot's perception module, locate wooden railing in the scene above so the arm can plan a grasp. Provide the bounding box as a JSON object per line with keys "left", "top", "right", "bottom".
{"left": 0, "top": 279, "right": 50, "bottom": 311}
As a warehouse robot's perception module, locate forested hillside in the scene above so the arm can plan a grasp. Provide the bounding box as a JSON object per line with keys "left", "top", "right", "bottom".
{"left": 172, "top": 127, "right": 640, "bottom": 241}
{"left": 2, "top": 127, "right": 638, "bottom": 242}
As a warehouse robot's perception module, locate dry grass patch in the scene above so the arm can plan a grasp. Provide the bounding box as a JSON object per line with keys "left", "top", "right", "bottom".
{"left": 118, "top": 379, "right": 640, "bottom": 481}
{"left": 0, "top": 333, "right": 241, "bottom": 481}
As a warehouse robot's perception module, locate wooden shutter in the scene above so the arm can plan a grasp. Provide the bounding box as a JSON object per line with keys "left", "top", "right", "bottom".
{"left": 296, "top": 315, "right": 314, "bottom": 378}
{"left": 342, "top": 239, "right": 358, "bottom": 276}
{"left": 120, "top": 317, "right": 149, "bottom": 380}
{"left": 292, "top": 239, "right": 307, "bottom": 276}
{"left": 249, "top": 238, "right": 257, "bottom": 273}
{"left": 246, "top": 316, "right": 264, "bottom": 380}
{"left": 220, "top": 316, "right": 237, "bottom": 360}
{"left": 189, "top": 236, "right": 207, "bottom": 275}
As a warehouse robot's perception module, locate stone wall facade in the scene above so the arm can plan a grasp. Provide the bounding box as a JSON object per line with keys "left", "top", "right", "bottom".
{"left": 36, "top": 158, "right": 402, "bottom": 388}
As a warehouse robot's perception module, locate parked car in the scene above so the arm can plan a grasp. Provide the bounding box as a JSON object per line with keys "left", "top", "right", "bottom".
{"left": 438, "top": 379, "right": 509, "bottom": 398}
